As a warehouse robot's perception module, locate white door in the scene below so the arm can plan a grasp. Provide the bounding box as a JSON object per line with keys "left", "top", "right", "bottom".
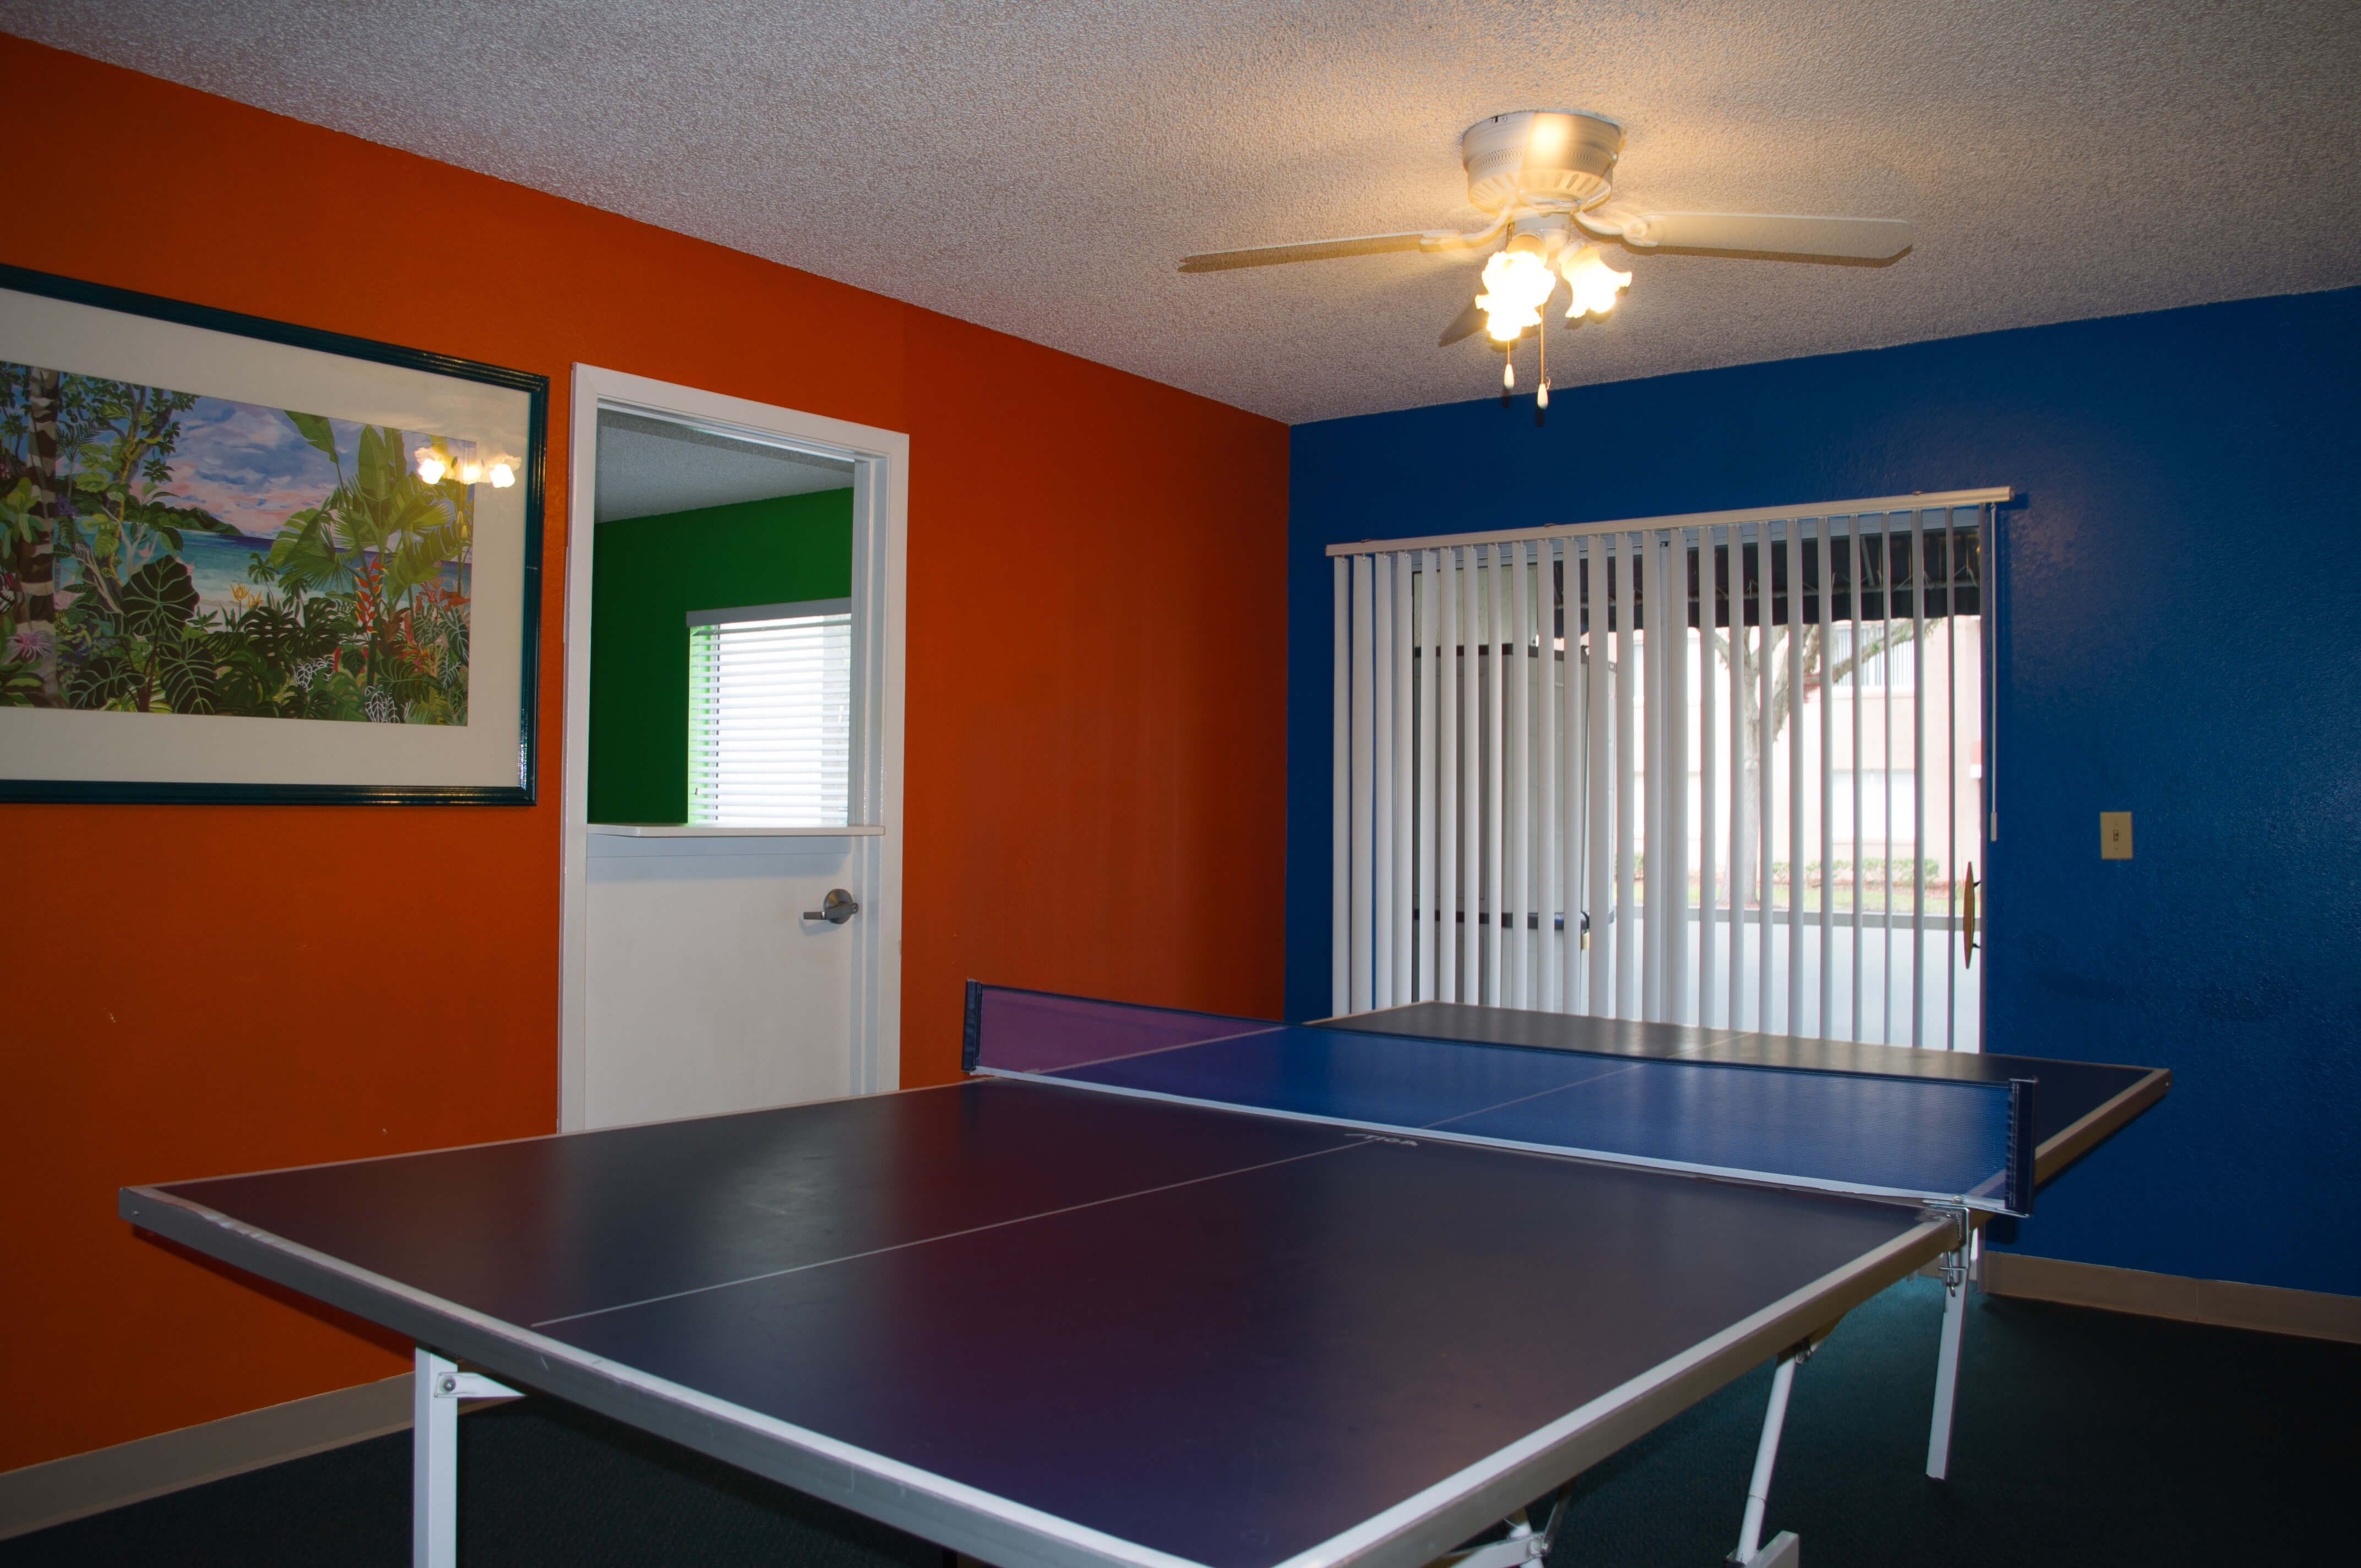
{"left": 559, "top": 367, "right": 905, "bottom": 1131}
{"left": 583, "top": 833, "right": 873, "bottom": 1125}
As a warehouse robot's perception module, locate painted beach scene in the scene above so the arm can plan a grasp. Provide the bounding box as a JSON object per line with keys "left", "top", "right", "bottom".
{"left": 0, "top": 360, "right": 496, "bottom": 723}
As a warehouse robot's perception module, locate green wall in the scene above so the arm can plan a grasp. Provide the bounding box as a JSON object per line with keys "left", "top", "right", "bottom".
{"left": 588, "top": 490, "right": 854, "bottom": 824}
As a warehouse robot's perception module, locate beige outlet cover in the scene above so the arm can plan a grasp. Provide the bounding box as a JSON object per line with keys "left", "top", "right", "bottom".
{"left": 2101, "top": 812, "right": 2134, "bottom": 859}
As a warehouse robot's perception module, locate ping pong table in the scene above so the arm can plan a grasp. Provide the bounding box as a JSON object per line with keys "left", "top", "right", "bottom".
{"left": 119, "top": 987, "right": 2166, "bottom": 1568}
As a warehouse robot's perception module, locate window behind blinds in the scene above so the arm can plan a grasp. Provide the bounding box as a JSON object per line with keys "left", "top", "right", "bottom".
{"left": 1329, "top": 497, "right": 1994, "bottom": 1051}
{"left": 687, "top": 600, "right": 852, "bottom": 826}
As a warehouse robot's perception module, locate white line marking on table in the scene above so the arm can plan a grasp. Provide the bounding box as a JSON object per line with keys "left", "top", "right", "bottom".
{"left": 530, "top": 1140, "right": 1370, "bottom": 1330}
{"left": 1420, "top": 1060, "right": 1646, "bottom": 1130}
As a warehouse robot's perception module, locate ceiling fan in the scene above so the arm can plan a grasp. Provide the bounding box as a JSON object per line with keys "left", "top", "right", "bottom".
{"left": 1179, "top": 110, "right": 1913, "bottom": 412}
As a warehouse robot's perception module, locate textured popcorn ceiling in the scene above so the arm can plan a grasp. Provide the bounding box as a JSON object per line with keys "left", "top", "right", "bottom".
{"left": 12, "top": 0, "right": 2358, "bottom": 423}
{"left": 595, "top": 412, "right": 852, "bottom": 524}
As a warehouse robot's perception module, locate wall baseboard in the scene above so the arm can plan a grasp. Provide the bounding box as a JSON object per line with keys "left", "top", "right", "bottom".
{"left": 1982, "top": 1253, "right": 2361, "bottom": 1344}
{"left": 0, "top": 1374, "right": 413, "bottom": 1542}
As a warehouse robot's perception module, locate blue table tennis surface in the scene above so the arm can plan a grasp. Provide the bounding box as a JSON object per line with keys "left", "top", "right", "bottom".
{"left": 1033, "top": 1020, "right": 2017, "bottom": 1201}
{"left": 1332, "top": 1001, "right": 2157, "bottom": 1180}
{"left": 123, "top": 999, "right": 2166, "bottom": 1568}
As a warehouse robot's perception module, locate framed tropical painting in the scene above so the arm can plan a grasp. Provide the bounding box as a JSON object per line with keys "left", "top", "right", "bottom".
{"left": 0, "top": 265, "right": 545, "bottom": 804}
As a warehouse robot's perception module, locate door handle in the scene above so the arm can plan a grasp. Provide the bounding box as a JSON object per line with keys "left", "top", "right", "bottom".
{"left": 804, "top": 888, "right": 859, "bottom": 925}
{"left": 1961, "top": 864, "right": 1978, "bottom": 968}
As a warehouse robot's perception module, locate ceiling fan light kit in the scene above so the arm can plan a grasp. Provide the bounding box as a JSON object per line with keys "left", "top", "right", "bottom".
{"left": 1179, "top": 108, "right": 1913, "bottom": 413}
{"left": 1477, "top": 244, "right": 1558, "bottom": 342}
{"left": 1562, "top": 245, "right": 1631, "bottom": 317}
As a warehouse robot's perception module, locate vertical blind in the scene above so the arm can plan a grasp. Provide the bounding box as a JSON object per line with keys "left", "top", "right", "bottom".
{"left": 1331, "top": 495, "right": 1997, "bottom": 1049}
{"left": 688, "top": 601, "right": 852, "bottom": 826}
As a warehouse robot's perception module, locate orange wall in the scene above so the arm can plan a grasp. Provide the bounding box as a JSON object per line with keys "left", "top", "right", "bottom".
{"left": 0, "top": 35, "right": 1289, "bottom": 1472}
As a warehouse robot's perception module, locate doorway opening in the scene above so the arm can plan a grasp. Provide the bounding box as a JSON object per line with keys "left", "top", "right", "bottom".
{"left": 558, "top": 368, "right": 906, "bottom": 1130}
{"left": 586, "top": 410, "right": 856, "bottom": 829}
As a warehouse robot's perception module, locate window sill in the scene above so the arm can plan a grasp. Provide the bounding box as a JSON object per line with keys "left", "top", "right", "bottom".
{"left": 586, "top": 823, "right": 885, "bottom": 838}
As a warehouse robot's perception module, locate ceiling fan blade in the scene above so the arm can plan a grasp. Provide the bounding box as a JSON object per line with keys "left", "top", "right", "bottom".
{"left": 1438, "top": 297, "right": 1488, "bottom": 347}
{"left": 1178, "top": 232, "right": 1430, "bottom": 273}
{"left": 1617, "top": 213, "right": 1912, "bottom": 260}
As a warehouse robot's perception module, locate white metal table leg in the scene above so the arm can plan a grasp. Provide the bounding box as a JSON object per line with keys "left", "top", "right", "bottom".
{"left": 414, "top": 1347, "right": 522, "bottom": 1568}
{"left": 1925, "top": 1250, "right": 1968, "bottom": 1479}
{"left": 414, "top": 1348, "right": 460, "bottom": 1568}
{"left": 1729, "top": 1351, "right": 1804, "bottom": 1567}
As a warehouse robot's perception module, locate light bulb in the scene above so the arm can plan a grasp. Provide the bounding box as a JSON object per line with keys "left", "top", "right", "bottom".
{"left": 488, "top": 462, "right": 515, "bottom": 488}
{"left": 1477, "top": 248, "right": 1557, "bottom": 343}
{"left": 459, "top": 461, "right": 485, "bottom": 486}
{"left": 1562, "top": 245, "right": 1632, "bottom": 317}
{"left": 417, "top": 453, "right": 448, "bottom": 486}
{"left": 1503, "top": 359, "right": 1515, "bottom": 389}
{"left": 1538, "top": 380, "right": 1551, "bottom": 409}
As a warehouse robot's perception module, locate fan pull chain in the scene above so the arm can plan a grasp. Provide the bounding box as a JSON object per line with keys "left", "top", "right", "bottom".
{"left": 1536, "top": 323, "right": 1550, "bottom": 427}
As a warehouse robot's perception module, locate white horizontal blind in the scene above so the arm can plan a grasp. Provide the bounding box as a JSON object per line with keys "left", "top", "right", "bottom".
{"left": 688, "top": 606, "right": 852, "bottom": 826}
{"left": 1331, "top": 502, "right": 1990, "bottom": 1050}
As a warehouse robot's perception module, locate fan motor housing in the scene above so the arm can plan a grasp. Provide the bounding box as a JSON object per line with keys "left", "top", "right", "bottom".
{"left": 1462, "top": 110, "right": 1623, "bottom": 213}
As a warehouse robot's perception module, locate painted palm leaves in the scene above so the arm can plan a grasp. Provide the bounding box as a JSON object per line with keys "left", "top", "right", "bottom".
{"left": 268, "top": 416, "right": 471, "bottom": 605}
{"left": 249, "top": 417, "right": 474, "bottom": 724}
{"left": 0, "top": 366, "right": 478, "bottom": 722}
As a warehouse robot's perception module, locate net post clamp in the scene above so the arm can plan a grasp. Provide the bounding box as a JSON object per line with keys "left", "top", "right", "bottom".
{"left": 1914, "top": 1202, "right": 1974, "bottom": 1295}
{"left": 1915, "top": 1201, "right": 1973, "bottom": 1254}
{"left": 2004, "top": 1078, "right": 2040, "bottom": 1217}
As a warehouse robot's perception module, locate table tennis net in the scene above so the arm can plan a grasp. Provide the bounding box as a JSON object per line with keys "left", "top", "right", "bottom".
{"left": 964, "top": 983, "right": 2033, "bottom": 1215}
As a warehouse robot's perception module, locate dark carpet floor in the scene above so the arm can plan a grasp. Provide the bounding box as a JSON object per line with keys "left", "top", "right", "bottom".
{"left": 10, "top": 1278, "right": 2355, "bottom": 1566}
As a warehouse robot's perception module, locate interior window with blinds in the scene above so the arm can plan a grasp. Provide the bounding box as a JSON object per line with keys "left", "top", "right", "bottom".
{"left": 1330, "top": 502, "right": 1989, "bottom": 1049}
{"left": 687, "top": 599, "right": 852, "bottom": 826}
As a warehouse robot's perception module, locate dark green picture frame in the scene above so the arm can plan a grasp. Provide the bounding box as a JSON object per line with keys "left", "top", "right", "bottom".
{"left": 0, "top": 263, "right": 546, "bottom": 805}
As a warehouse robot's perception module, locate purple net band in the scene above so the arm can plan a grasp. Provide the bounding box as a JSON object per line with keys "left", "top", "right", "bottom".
{"left": 973, "top": 987, "right": 1278, "bottom": 1074}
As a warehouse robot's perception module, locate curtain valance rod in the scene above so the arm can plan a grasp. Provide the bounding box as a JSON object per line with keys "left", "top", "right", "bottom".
{"left": 1323, "top": 487, "right": 2012, "bottom": 559}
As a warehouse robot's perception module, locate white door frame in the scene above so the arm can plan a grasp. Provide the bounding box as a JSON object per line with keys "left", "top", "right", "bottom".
{"left": 558, "top": 364, "right": 907, "bottom": 1130}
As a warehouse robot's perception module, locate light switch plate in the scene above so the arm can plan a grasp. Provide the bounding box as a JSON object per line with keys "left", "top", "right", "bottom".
{"left": 2101, "top": 811, "right": 2133, "bottom": 859}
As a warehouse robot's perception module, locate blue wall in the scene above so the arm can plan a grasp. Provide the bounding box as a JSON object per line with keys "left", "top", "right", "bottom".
{"left": 1286, "top": 287, "right": 2361, "bottom": 1295}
